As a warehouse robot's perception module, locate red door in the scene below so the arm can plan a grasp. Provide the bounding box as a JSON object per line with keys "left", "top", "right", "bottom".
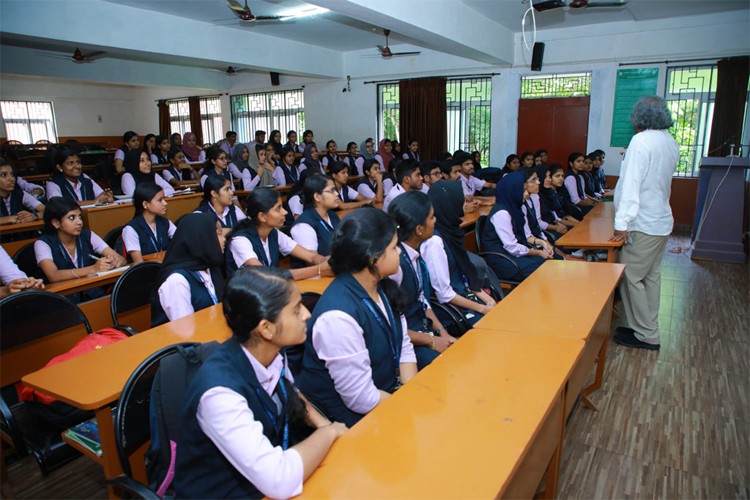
{"left": 517, "top": 97, "right": 590, "bottom": 168}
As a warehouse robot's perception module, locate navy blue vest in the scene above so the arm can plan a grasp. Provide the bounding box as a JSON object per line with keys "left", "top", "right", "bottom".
{"left": 298, "top": 274, "right": 403, "bottom": 427}
{"left": 290, "top": 209, "right": 339, "bottom": 268}
{"left": 482, "top": 206, "right": 515, "bottom": 257}
{"left": 50, "top": 175, "right": 96, "bottom": 201}
{"left": 397, "top": 243, "right": 431, "bottom": 332}
{"left": 196, "top": 201, "right": 239, "bottom": 229}
{"left": 125, "top": 216, "right": 170, "bottom": 256}
{"left": 153, "top": 152, "right": 170, "bottom": 165}
{"left": 357, "top": 178, "right": 378, "bottom": 196}
{"left": 541, "top": 189, "right": 566, "bottom": 223}
{"left": 38, "top": 231, "right": 96, "bottom": 271}
{"left": 175, "top": 338, "right": 290, "bottom": 499}
{"left": 0, "top": 187, "right": 26, "bottom": 216}
{"left": 565, "top": 171, "right": 586, "bottom": 201}
{"left": 278, "top": 163, "right": 298, "bottom": 185}
{"left": 225, "top": 227, "right": 280, "bottom": 277}
{"left": 150, "top": 269, "right": 217, "bottom": 327}
{"left": 523, "top": 200, "right": 544, "bottom": 239}
{"left": 426, "top": 230, "right": 468, "bottom": 297}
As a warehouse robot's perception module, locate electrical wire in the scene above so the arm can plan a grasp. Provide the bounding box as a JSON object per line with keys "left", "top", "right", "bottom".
{"left": 521, "top": 0, "right": 537, "bottom": 51}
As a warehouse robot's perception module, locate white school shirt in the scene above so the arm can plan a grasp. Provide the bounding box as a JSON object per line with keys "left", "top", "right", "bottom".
{"left": 230, "top": 229, "right": 298, "bottom": 268}
{"left": 121, "top": 220, "right": 177, "bottom": 253}
{"left": 17, "top": 177, "right": 44, "bottom": 196}
{"left": 34, "top": 232, "right": 110, "bottom": 266}
{"left": 382, "top": 183, "right": 406, "bottom": 213}
{"left": 357, "top": 180, "right": 380, "bottom": 199}
{"left": 157, "top": 269, "right": 217, "bottom": 321}
{"left": 290, "top": 214, "right": 334, "bottom": 253}
{"left": 382, "top": 178, "right": 394, "bottom": 196}
{"left": 193, "top": 203, "right": 247, "bottom": 226}
{"left": 420, "top": 184, "right": 430, "bottom": 194}
{"left": 614, "top": 129, "right": 679, "bottom": 235}
{"left": 353, "top": 157, "right": 366, "bottom": 176}
{"left": 186, "top": 150, "right": 206, "bottom": 165}
{"left": 199, "top": 171, "right": 235, "bottom": 189}
{"left": 420, "top": 235, "right": 457, "bottom": 304}
{"left": 287, "top": 195, "right": 304, "bottom": 217}
{"left": 521, "top": 205, "right": 546, "bottom": 242}
{"left": 529, "top": 193, "right": 549, "bottom": 230}
{"left": 197, "top": 347, "right": 303, "bottom": 499}
{"left": 489, "top": 210, "right": 531, "bottom": 257}
{"left": 114, "top": 149, "right": 126, "bottom": 162}
{"left": 45, "top": 174, "right": 104, "bottom": 200}
{"left": 0, "top": 247, "right": 26, "bottom": 284}
{"left": 374, "top": 154, "right": 386, "bottom": 172}
{"left": 564, "top": 175, "right": 588, "bottom": 205}
{"left": 389, "top": 243, "right": 431, "bottom": 311}
{"left": 120, "top": 172, "right": 175, "bottom": 196}
{"left": 460, "top": 174, "right": 486, "bottom": 197}
{"left": 272, "top": 165, "right": 305, "bottom": 187}
{"left": 337, "top": 185, "right": 359, "bottom": 203}
{"left": 2, "top": 191, "right": 41, "bottom": 213}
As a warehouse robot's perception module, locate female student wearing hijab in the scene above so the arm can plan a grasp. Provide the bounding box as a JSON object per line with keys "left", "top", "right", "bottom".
{"left": 228, "top": 145, "right": 261, "bottom": 192}
{"left": 195, "top": 175, "right": 247, "bottom": 230}
{"left": 388, "top": 192, "right": 455, "bottom": 369}
{"left": 302, "top": 144, "right": 325, "bottom": 175}
{"left": 530, "top": 165, "right": 568, "bottom": 239}
{"left": 46, "top": 147, "right": 114, "bottom": 204}
{"left": 253, "top": 144, "right": 277, "bottom": 187}
{"left": 358, "top": 138, "right": 376, "bottom": 175}
{"left": 290, "top": 176, "right": 341, "bottom": 262}
{"left": 199, "top": 147, "right": 236, "bottom": 189}
{"left": 151, "top": 212, "right": 225, "bottom": 326}
{"left": 114, "top": 130, "right": 139, "bottom": 174}
{"left": 162, "top": 149, "right": 200, "bottom": 187}
{"left": 0, "top": 163, "right": 45, "bottom": 225}
{"left": 541, "top": 164, "right": 580, "bottom": 227}
{"left": 564, "top": 152, "right": 596, "bottom": 216}
{"left": 482, "top": 171, "right": 552, "bottom": 281}
{"left": 121, "top": 149, "right": 175, "bottom": 196}
{"left": 320, "top": 140, "right": 339, "bottom": 170}
{"left": 273, "top": 147, "right": 305, "bottom": 187}
{"left": 35, "top": 197, "right": 126, "bottom": 301}
{"left": 356, "top": 158, "right": 384, "bottom": 202}
{"left": 328, "top": 161, "right": 374, "bottom": 210}
{"left": 376, "top": 139, "right": 394, "bottom": 174}
{"left": 403, "top": 140, "right": 420, "bottom": 161}
{"left": 181, "top": 132, "right": 204, "bottom": 164}
{"left": 298, "top": 208, "right": 417, "bottom": 426}
{"left": 175, "top": 266, "right": 347, "bottom": 500}
{"left": 122, "top": 182, "right": 177, "bottom": 263}
{"left": 225, "top": 188, "right": 332, "bottom": 279}
{"left": 151, "top": 135, "right": 171, "bottom": 166}
{"left": 421, "top": 181, "right": 495, "bottom": 324}
{"left": 1, "top": 246, "right": 44, "bottom": 298}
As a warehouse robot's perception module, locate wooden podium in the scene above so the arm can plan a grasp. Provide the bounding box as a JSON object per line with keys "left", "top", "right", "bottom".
{"left": 691, "top": 156, "right": 750, "bottom": 263}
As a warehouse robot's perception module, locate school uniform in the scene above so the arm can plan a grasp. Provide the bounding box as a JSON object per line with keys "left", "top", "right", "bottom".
{"left": 199, "top": 169, "right": 235, "bottom": 189}
{"left": 226, "top": 227, "right": 298, "bottom": 276}
{"left": 46, "top": 174, "right": 103, "bottom": 201}
{"left": 382, "top": 183, "right": 406, "bottom": 213}
{"left": 357, "top": 178, "right": 379, "bottom": 199}
{"left": 175, "top": 338, "right": 303, "bottom": 499}
{"left": 114, "top": 148, "right": 127, "bottom": 163}
{"left": 483, "top": 205, "right": 546, "bottom": 281}
{"left": 287, "top": 195, "right": 304, "bottom": 217}
{"left": 352, "top": 156, "right": 366, "bottom": 176}
{"left": 272, "top": 163, "right": 305, "bottom": 187}
{"left": 459, "top": 173, "right": 487, "bottom": 197}
{"left": 336, "top": 185, "right": 359, "bottom": 203}
{"left": 564, "top": 171, "right": 593, "bottom": 216}
{"left": 162, "top": 164, "right": 197, "bottom": 183}
{"left": 0, "top": 246, "right": 27, "bottom": 284}
{"left": 320, "top": 153, "right": 339, "bottom": 169}
{"left": 343, "top": 155, "right": 359, "bottom": 175}
{"left": 374, "top": 154, "right": 386, "bottom": 172}
{"left": 194, "top": 201, "right": 247, "bottom": 229}
{"left": 16, "top": 177, "right": 45, "bottom": 196}
{"left": 1, "top": 188, "right": 41, "bottom": 216}
{"left": 151, "top": 152, "right": 170, "bottom": 166}
{"left": 121, "top": 172, "right": 175, "bottom": 196}
{"left": 298, "top": 273, "right": 415, "bottom": 427}
{"left": 154, "top": 269, "right": 218, "bottom": 324}
{"left": 184, "top": 150, "right": 206, "bottom": 165}
{"left": 217, "top": 139, "right": 235, "bottom": 156}
{"left": 403, "top": 151, "right": 420, "bottom": 162}
{"left": 122, "top": 216, "right": 176, "bottom": 256}
{"left": 289, "top": 208, "right": 339, "bottom": 257}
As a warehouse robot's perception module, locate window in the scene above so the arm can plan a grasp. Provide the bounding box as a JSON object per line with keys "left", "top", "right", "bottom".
{"left": 520, "top": 72, "right": 591, "bottom": 99}
{"left": 230, "top": 90, "right": 305, "bottom": 144}
{"left": 665, "top": 65, "right": 717, "bottom": 177}
{"left": 376, "top": 77, "right": 492, "bottom": 166}
{"left": 0, "top": 101, "right": 58, "bottom": 144}
{"left": 167, "top": 97, "right": 224, "bottom": 145}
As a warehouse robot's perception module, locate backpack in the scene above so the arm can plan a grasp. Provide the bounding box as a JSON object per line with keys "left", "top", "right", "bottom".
{"left": 145, "top": 341, "right": 219, "bottom": 498}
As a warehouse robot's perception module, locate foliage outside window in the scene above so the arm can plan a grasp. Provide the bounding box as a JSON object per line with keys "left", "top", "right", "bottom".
{"left": 520, "top": 72, "right": 591, "bottom": 99}
{"left": 168, "top": 97, "right": 224, "bottom": 144}
{"left": 0, "top": 101, "right": 58, "bottom": 144}
{"left": 230, "top": 90, "right": 305, "bottom": 144}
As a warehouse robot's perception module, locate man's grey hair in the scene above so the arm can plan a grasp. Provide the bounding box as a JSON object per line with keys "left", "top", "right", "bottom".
{"left": 630, "top": 95, "right": 674, "bottom": 131}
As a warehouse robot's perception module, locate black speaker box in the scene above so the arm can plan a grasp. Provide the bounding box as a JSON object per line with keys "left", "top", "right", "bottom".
{"left": 531, "top": 42, "right": 545, "bottom": 72}
{"left": 270, "top": 72, "right": 280, "bottom": 86}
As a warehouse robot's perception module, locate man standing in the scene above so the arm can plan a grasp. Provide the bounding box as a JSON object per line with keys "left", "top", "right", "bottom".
{"left": 611, "top": 96, "right": 679, "bottom": 351}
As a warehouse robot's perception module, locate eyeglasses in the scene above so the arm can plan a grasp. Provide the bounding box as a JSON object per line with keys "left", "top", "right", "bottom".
{"left": 322, "top": 188, "right": 339, "bottom": 195}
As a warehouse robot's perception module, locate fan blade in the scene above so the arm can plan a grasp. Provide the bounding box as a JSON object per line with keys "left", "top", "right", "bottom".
{"left": 391, "top": 51, "right": 421, "bottom": 57}
{"left": 585, "top": 1, "right": 626, "bottom": 7}
{"left": 377, "top": 45, "right": 387, "bottom": 54}
{"left": 84, "top": 51, "right": 107, "bottom": 61}
{"left": 227, "top": 0, "right": 245, "bottom": 10}
{"left": 254, "top": 15, "right": 289, "bottom": 20}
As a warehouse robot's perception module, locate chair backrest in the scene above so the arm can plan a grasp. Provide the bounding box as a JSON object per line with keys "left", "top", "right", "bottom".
{"left": 110, "top": 261, "right": 162, "bottom": 331}
{"left": 0, "top": 290, "right": 92, "bottom": 386}
{"left": 475, "top": 215, "right": 488, "bottom": 254}
{"left": 12, "top": 242, "right": 46, "bottom": 282}
{"left": 104, "top": 225, "right": 124, "bottom": 250}
{"left": 301, "top": 291, "right": 321, "bottom": 312}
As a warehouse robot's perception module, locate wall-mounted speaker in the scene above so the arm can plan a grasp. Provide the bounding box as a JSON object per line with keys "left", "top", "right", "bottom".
{"left": 270, "top": 72, "right": 280, "bottom": 86}
{"left": 531, "top": 42, "right": 545, "bottom": 72}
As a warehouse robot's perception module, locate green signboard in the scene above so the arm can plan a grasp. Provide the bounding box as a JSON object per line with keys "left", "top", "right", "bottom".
{"left": 610, "top": 68, "right": 659, "bottom": 147}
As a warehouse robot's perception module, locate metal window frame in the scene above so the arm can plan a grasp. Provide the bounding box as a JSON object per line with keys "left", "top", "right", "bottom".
{"left": 0, "top": 100, "right": 58, "bottom": 143}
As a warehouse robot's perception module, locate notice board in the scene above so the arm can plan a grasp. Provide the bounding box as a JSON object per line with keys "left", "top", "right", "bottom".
{"left": 610, "top": 68, "right": 659, "bottom": 147}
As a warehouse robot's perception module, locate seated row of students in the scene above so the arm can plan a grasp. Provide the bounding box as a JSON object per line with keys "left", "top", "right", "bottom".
{"left": 0, "top": 246, "right": 44, "bottom": 298}
{"left": 0, "top": 159, "right": 45, "bottom": 226}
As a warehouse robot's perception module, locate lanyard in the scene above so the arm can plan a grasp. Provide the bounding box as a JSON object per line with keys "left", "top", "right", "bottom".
{"left": 61, "top": 179, "right": 82, "bottom": 201}
{"left": 254, "top": 368, "right": 290, "bottom": 450}
{"left": 189, "top": 270, "right": 219, "bottom": 305}
{"left": 58, "top": 238, "right": 85, "bottom": 269}
{"left": 146, "top": 222, "right": 165, "bottom": 253}
{"left": 361, "top": 292, "right": 401, "bottom": 385}
{"left": 317, "top": 215, "right": 334, "bottom": 234}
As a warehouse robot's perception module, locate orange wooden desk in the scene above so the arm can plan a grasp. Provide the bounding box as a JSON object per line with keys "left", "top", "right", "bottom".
{"left": 474, "top": 260, "right": 624, "bottom": 410}
{"left": 555, "top": 202, "right": 623, "bottom": 262}
{"left": 299, "top": 329, "right": 585, "bottom": 499}
{"left": 0, "top": 219, "right": 43, "bottom": 235}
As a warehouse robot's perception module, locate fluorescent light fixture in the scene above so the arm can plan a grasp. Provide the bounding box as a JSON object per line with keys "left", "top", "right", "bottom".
{"left": 279, "top": 5, "right": 329, "bottom": 19}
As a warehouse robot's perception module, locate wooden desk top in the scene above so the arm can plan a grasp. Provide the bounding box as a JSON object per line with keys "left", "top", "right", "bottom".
{"left": 475, "top": 260, "right": 624, "bottom": 338}
{"left": 299, "top": 329, "right": 585, "bottom": 499}
{"left": 0, "top": 219, "right": 43, "bottom": 235}
{"left": 555, "top": 202, "right": 622, "bottom": 249}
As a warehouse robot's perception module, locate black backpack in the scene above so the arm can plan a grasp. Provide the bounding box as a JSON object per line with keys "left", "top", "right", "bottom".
{"left": 145, "top": 341, "right": 219, "bottom": 497}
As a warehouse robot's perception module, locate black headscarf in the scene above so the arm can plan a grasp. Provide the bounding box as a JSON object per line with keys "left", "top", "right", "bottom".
{"left": 496, "top": 171, "right": 529, "bottom": 244}
{"left": 124, "top": 148, "right": 156, "bottom": 185}
{"left": 154, "top": 213, "right": 225, "bottom": 300}
{"left": 427, "top": 180, "right": 481, "bottom": 290}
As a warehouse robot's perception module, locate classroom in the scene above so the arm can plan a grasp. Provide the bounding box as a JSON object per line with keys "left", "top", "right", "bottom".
{"left": 1, "top": 0, "right": 749, "bottom": 498}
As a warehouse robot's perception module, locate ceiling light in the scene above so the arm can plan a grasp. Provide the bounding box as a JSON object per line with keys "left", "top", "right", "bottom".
{"left": 279, "top": 5, "right": 329, "bottom": 19}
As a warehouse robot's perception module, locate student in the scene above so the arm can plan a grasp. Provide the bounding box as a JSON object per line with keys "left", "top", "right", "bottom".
{"left": 358, "top": 139, "right": 377, "bottom": 175}
{"left": 530, "top": 165, "right": 569, "bottom": 238}
{"left": 320, "top": 140, "right": 339, "bottom": 169}
{"left": 143, "top": 134, "right": 157, "bottom": 159}
{"left": 46, "top": 147, "right": 114, "bottom": 204}
{"left": 151, "top": 135, "right": 171, "bottom": 166}
{"left": 298, "top": 208, "right": 417, "bottom": 426}
{"left": 170, "top": 133, "right": 183, "bottom": 154}
{"left": 482, "top": 171, "right": 551, "bottom": 281}
{"left": 0, "top": 163, "right": 45, "bottom": 225}
{"left": 174, "top": 266, "right": 347, "bottom": 500}
{"left": 268, "top": 130, "right": 283, "bottom": 158}
{"left": 564, "top": 152, "right": 596, "bottom": 216}
{"left": 422, "top": 181, "right": 495, "bottom": 324}
{"left": 162, "top": 149, "right": 200, "bottom": 187}
{"left": 122, "top": 182, "right": 176, "bottom": 263}
{"left": 376, "top": 139, "right": 394, "bottom": 174}
{"left": 195, "top": 175, "right": 247, "bottom": 230}
{"left": 284, "top": 130, "right": 304, "bottom": 154}
{"left": 246, "top": 129, "right": 266, "bottom": 155}
{"left": 114, "top": 131, "right": 139, "bottom": 174}
{"left": 121, "top": 149, "right": 175, "bottom": 197}
{"left": 419, "top": 161, "right": 441, "bottom": 192}
{"left": 229, "top": 145, "right": 261, "bottom": 192}
{"left": 382, "top": 159, "right": 423, "bottom": 212}
{"left": 301, "top": 129, "right": 315, "bottom": 150}
{"left": 35, "top": 197, "right": 125, "bottom": 300}
{"left": 273, "top": 147, "right": 305, "bottom": 187}
{"left": 302, "top": 144, "right": 325, "bottom": 175}
{"left": 403, "top": 140, "right": 420, "bottom": 161}
{"left": 541, "top": 164, "right": 580, "bottom": 227}
{"left": 521, "top": 169, "right": 565, "bottom": 259}
{"left": 182, "top": 132, "right": 204, "bottom": 163}
{"left": 342, "top": 142, "right": 359, "bottom": 175}
{"left": 455, "top": 150, "right": 495, "bottom": 197}
{"left": 520, "top": 151, "right": 535, "bottom": 169}
{"left": 151, "top": 213, "right": 225, "bottom": 325}
{"left": 0, "top": 246, "right": 44, "bottom": 298}
{"left": 388, "top": 192, "right": 455, "bottom": 369}
{"left": 328, "top": 161, "right": 374, "bottom": 210}
{"left": 390, "top": 140, "right": 402, "bottom": 159}
{"left": 500, "top": 154, "right": 520, "bottom": 178}
{"left": 255, "top": 144, "right": 277, "bottom": 187}
{"left": 0, "top": 158, "right": 44, "bottom": 198}
{"left": 218, "top": 130, "right": 238, "bottom": 156}
{"left": 535, "top": 149, "right": 549, "bottom": 166}
{"left": 225, "top": 188, "right": 331, "bottom": 279}
{"left": 290, "top": 176, "right": 340, "bottom": 260}
{"left": 286, "top": 169, "right": 319, "bottom": 219}
{"left": 440, "top": 160, "right": 461, "bottom": 181}
{"left": 199, "top": 147, "right": 235, "bottom": 188}
{"left": 582, "top": 154, "right": 599, "bottom": 199}
{"left": 593, "top": 148, "right": 609, "bottom": 190}
{"left": 356, "top": 158, "right": 384, "bottom": 202}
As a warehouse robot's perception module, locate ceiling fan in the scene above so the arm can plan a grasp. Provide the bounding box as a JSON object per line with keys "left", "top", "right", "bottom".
{"left": 227, "top": 0, "right": 290, "bottom": 22}
{"left": 205, "top": 66, "right": 253, "bottom": 75}
{"left": 37, "top": 47, "right": 107, "bottom": 64}
{"left": 532, "top": 0, "right": 626, "bottom": 12}
{"left": 376, "top": 29, "right": 421, "bottom": 58}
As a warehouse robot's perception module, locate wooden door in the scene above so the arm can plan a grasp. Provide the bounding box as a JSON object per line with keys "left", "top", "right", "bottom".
{"left": 517, "top": 97, "right": 590, "bottom": 167}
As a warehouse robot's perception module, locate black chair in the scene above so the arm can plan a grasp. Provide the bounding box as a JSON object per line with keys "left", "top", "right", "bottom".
{"left": 0, "top": 290, "right": 94, "bottom": 475}
{"left": 475, "top": 215, "right": 522, "bottom": 290}
{"left": 104, "top": 226, "right": 124, "bottom": 250}
{"left": 286, "top": 292, "right": 321, "bottom": 379}
{"left": 429, "top": 298, "right": 471, "bottom": 337}
{"left": 109, "top": 343, "right": 200, "bottom": 499}
{"left": 110, "top": 261, "right": 162, "bottom": 333}
{"left": 12, "top": 242, "right": 46, "bottom": 282}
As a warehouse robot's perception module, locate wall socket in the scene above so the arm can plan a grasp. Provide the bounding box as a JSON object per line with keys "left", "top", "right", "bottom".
{"left": 97, "top": 115, "right": 102, "bottom": 123}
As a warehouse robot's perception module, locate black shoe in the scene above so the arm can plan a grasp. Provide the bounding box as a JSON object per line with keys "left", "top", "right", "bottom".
{"left": 616, "top": 326, "right": 635, "bottom": 336}
{"left": 613, "top": 331, "right": 660, "bottom": 351}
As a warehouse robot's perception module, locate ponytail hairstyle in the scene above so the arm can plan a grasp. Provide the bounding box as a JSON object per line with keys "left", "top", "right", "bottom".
{"left": 201, "top": 146, "right": 224, "bottom": 175}
{"left": 202, "top": 174, "right": 229, "bottom": 202}
{"left": 568, "top": 152, "right": 585, "bottom": 169}
{"left": 245, "top": 187, "right": 280, "bottom": 227}
{"left": 133, "top": 182, "right": 163, "bottom": 217}
{"left": 302, "top": 174, "right": 332, "bottom": 209}
{"left": 387, "top": 191, "right": 432, "bottom": 243}
{"left": 329, "top": 207, "right": 396, "bottom": 277}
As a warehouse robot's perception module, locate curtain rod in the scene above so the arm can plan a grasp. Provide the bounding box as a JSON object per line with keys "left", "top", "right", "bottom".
{"left": 619, "top": 58, "right": 718, "bottom": 67}
{"left": 154, "top": 92, "right": 227, "bottom": 103}
{"left": 364, "top": 73, "right": 501, "bottom": 85}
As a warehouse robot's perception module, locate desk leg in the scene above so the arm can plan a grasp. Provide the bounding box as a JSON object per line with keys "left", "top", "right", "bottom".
{"left": 94, "top": 405, "right": 124, "bottom": 499}
{"left": 583, "top": 335, "right": 608, "bottom": 411}
{"left": 607, "top": 248, "right": 615, "bottom": 262}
